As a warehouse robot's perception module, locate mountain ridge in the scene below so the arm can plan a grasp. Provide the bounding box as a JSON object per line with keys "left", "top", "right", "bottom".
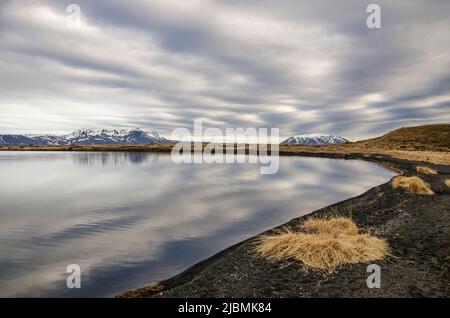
{"left": 281, "top": 134, "right": 348, "bottom": 146}
{"left": 0, "top": 128, "right": 169, "bottom": 146}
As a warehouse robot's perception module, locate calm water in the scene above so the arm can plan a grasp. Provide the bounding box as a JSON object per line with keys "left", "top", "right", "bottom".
{"left": 0, "top": 152, "right": 395, "bottom": 297}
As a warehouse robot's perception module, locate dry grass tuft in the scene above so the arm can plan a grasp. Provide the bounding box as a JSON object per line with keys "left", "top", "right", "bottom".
{"left": 416, "top": 166, "right": 438, "bottom": 175}
{"left": 301, "top": 216, "right": 358, "bottom": 236}
{"left": 392, "top": 176, "right": 434, "bottom": 195}
{"left": 256, "top": 217, "right": 389, "bottom": 271}
{"left": 445, "top": 179, "right": 450, "bottom": 188}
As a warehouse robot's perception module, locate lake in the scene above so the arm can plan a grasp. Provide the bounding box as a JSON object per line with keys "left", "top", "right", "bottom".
{"left": 0, "top": 152, "right": 395, "bottom": 297}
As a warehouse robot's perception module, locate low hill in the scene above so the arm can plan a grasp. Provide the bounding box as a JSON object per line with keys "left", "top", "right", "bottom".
{"left": 354, "top": 124, "right": 450, "bottom": 151}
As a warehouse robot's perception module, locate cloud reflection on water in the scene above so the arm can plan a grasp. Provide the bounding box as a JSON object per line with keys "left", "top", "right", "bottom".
{"left": 0, "top": 152, "right": 395, "bottom": 297}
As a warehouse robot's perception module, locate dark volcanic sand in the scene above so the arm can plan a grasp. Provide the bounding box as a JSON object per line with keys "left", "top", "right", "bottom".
{"left": 119, "top": 154, "right": 450, "bottom": 298}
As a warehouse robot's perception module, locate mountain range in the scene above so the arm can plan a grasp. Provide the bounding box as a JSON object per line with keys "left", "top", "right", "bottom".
{"left": 281, "top": 134, "right": 348, "bottom": 146}
{"left": 0, "top": 129, "right": 169, "bottom": 146}
{"left": 1, "top": 130, "right": 350, "bottom": 146}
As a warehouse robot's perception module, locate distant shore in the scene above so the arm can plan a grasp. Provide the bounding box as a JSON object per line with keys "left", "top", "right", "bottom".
{"left": 118, "top": 152, "right": 449, "bottom": 297}
{"left": 1, "top": 143, "right": 449, "bottom": 165}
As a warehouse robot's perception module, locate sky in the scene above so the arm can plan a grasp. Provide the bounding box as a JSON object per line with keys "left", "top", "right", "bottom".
{"left": 0, "top": 0, "right": 449, "bottom": 140}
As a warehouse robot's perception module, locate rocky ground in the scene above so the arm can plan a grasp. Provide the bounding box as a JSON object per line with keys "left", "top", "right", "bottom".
{"left": 119, "top": 154, "right": 449, "bottom": 298}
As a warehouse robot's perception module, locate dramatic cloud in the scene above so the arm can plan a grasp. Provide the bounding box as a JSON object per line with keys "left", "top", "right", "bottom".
{"left": 0, "top": 0, "right": 449, "bottom": 139}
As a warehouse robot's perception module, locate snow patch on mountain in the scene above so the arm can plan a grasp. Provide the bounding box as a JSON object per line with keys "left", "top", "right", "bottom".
{"left": 281, "top": 134, "right": 348, "bottom": 146}
{"left": 0, "top": 128, "right": 169, "bottom": 146}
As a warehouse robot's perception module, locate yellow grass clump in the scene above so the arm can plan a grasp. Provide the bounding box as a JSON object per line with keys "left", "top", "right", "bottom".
{"left": 445, "top": 179, "right": 450, "bottom": 188}
{"left": 256, "top": 217, "right": 389, "bottom": 271}
{"left": 301, "top": 216, "right": 358, "bottom": 235}
{"left": 416, "top": 166, "right": 438, "bottom": 175}
{"left": 392, "top": 176, "right": 434, "bottom": 195}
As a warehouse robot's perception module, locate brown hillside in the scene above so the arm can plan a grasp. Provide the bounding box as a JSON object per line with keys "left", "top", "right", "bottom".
{"left": 354, "top": 124, "right": 450, "bottom": 151}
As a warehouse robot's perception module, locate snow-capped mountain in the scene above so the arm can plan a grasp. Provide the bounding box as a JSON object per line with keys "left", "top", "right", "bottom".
{"left": 0, "top": 135, "right": 47, "bottom": 146}
{"left": 281, "top": 134, "right": 348, "bottom": 146}
{"left": 0, "top": 128, "right": 169, "bottom": 146}
{"left": 59, "top": 128, "right": 168, "bottom": 145}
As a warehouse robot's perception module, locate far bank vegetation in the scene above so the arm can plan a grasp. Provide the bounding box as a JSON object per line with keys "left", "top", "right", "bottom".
{"left": 416, "top": 166, "right": 438, "bottom": 175}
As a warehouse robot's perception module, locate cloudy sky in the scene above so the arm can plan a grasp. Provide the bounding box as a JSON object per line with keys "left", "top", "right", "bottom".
{"left": 0, "top": 0, "right": 449, "bottom": 140}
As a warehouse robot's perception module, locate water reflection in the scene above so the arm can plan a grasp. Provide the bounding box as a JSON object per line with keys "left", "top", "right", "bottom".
{"left": 0, "top": 152, "right": 395, "bottom": 297}
{"left": 74, "top": 152, "right": 165, "bottom": 166}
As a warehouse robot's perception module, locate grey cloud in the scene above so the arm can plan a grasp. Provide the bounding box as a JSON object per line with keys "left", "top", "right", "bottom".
{"left": 0, "top": 0, "right": 449, "bottom": 139}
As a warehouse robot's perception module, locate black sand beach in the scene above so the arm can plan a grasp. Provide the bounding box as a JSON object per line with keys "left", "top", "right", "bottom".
{"left": 119, "top": 153, "right": 449, "bottom": 298}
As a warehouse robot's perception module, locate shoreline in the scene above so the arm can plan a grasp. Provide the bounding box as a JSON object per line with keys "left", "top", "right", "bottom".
{"left": 117, "top": 152, "right": 449, "bottom": 298}
{"left": 1, "top": 143, "right": 449, "bottom": 165}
